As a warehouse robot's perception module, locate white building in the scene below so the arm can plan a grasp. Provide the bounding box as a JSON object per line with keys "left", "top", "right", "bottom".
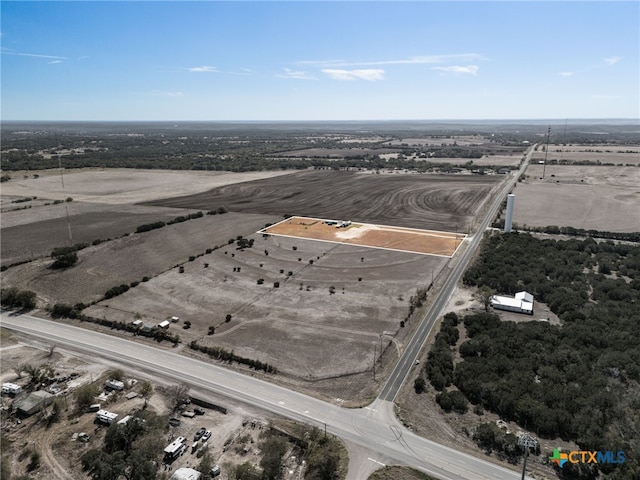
{"left": 490, "top": 291, "right": 534, "bottom": 315}
{"left": 170, "top": 468, "right": 202, "bottom": 480}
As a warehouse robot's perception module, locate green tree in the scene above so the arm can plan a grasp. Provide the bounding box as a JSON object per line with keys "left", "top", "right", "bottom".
{"left": 260, "top": 435, "right": 287, "bottom": 479}
{"left": 50, "top": 246, "right": 78, "bottom": 269}
{"left": 74, "top": 383, "right": 101, "bottom": 413}
{"left": 139, "top": 380, "right": 153, "bottom": 408}
{"left": 231, "top": 462, "right": 261, "bottom": 480}
{"left": 474, "top": 286, "right": 496, "bottom": 313}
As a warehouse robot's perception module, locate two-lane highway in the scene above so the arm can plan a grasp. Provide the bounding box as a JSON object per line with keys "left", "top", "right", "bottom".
{"left": 379, "top": 147, "right": 533, "bottom": 402}
{"left": 0, "top": 312, "right": 529, "bottom": 480}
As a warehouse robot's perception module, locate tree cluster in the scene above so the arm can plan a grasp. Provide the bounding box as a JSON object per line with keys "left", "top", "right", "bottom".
{"left": 1, "top": 287, "right": 37, "bottom": 310}
{"left": 424, "top": 233, "right": 640, "bottom": 478}
{"left": 189, "top": 341, "right": 277, "bottom": 374}
{"left": 81, "top": 411, "right": 165, "bottom": 480}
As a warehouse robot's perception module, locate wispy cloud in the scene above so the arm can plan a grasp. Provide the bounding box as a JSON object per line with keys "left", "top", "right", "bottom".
{"left": 559, "top": 71, "right": 575, "bottom": 77}
{"left": 48, "top": 60, "right": 64, "bottom": 65}
{"left": 2, "top": 49, "right": 67, "bottom": 61}
{"left": 433, "top": 65, "right": 479, "bottom": 76}
{"left": 188, "top": 66, "right": 217, "bottom": 73}
{"left": 299, "top": 54, "right": 483, "bottom": 68}
{"left": 322, "top": 69, "right": 385, "bottom": 81}
{"left": 603, "top": 56, "right": 621, "bottom": 66}
{"left": 151, "top": 90, "right": 184, "bottom": 97}
{"left": 277, "top": 68, "right": 316, "bottom": 80}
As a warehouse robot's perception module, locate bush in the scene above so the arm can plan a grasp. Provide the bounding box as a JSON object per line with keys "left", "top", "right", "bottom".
{"left": 104, "top": 284, "right": 130, "bottom": 300}
{"left": 135, "top": 221, "right": 165, "bottom": 233}
{"left": 436, "top": 390, "right": 469, "bottom": 413}
{"left": 414, "top": 377, "right": 426, "bottom": 394}
{"left": 50, "top": 246, "right": 79, "bottom": 269}
{"left": 1, "top": 288, "right": 37, "bottom": 310}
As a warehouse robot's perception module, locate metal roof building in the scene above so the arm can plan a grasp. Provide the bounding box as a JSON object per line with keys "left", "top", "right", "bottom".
{"left": 490, "top": 291, "right": 534, "bottom": 315}
{"left": 14, "top": 390, "right": 54, "bottom": 416}
{"left": 170, "top": 467, "right": 202, "bottom": 480}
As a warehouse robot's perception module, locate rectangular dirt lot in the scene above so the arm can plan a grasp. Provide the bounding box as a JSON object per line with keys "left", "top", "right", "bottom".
{"left": 262, "top": 216, "right": 465, "bottom": 257}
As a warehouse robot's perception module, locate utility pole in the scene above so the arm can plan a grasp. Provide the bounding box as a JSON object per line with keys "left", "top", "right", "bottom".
{"left": 518, "top": 433, "right": 538, "bottom": 480}
{"left": 542, "top": 126, "right": 551, "bottom": 179}
{"left": 373, "top": 343, "right": 377, "bottom": 381}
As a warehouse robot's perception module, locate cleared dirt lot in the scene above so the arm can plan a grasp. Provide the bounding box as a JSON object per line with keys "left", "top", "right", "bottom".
{"left": 143, "top": 170, "right": 502, "bottom": 232}
{"left": 513, "top": 164, "right": 640, "bottom": 232}
{"left": 263, "top": 216, "right": 465, "bottom": 256}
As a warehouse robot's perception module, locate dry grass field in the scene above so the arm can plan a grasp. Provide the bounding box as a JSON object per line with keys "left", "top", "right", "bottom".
{"left": 512, "top": 164, "right": 640, "bottom": 232}
{"left": 84, "top": 232, "right": 447, "bottom": 382}
{"left": 2, "top": 168, "right": 501, "bottom": 398}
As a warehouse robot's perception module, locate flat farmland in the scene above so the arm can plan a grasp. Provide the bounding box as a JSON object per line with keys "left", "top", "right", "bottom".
{"left": 513, "top": 165, "right": 640, "bottom": 232}
{"left": 1, "top": 168, "right": 489, "bottom": 396}
{"left": 531, "top": 144, "right": 640, "bottom": 165}
{"left": 263, "top": 216, "right": 465, "bottom": 256}
{"left": 2, "top": 212, "right": 277, "bottom": 304}
{"left": 85, "top": 231, "right": 447, "bottom": 381}
{"left": 0, "top": 168, "right": 298, "bottom": 204}
{"left": 144, "top": 170, "right": 503, "bottom": 232}
{"left": 0, "top": 169, "right": 296, "bottom": 266}
{"left": 0, "top": 202, "right": 197, "bottom": 267}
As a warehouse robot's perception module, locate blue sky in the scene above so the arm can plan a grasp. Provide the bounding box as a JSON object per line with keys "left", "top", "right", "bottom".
{"left": 1, "top": 1, "right": 638, "bottom": 121}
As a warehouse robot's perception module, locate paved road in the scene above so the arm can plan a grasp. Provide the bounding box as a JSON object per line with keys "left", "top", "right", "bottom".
{"left": 379, "top": 147, "right": 533, "bottom": 402}
{"left": 0, "top": 312, "right": 529, "bottom": 480}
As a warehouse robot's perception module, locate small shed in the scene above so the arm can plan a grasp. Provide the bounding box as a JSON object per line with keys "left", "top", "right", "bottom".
{"left": 14, "top": 390, "right": 54, "bottom": 416}
{"left": 158, "top": 320, "right": 170, "bottom": 329}
{"left": 171, "top": 468, "right": 202, "bottom": 480}
{"left": 132, "top": 319, "right": 143, "bottom": 328}
{"left": 171, "top": 316, "right": 180, "bottom": 323}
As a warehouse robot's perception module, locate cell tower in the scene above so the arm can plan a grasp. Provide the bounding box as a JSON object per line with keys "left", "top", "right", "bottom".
{"left": 504, "top": 194, "right": 515, "bottom": 233}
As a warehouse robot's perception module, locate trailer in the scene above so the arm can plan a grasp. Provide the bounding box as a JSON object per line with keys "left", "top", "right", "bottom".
{"left": 96, "top": 409, "right": 118, "bottom": 424}
{"left": 164, "top": 436, "right": 187, "bottom": 460}
{"left": 2, "top": 383, "right": 22, "bottom": 395}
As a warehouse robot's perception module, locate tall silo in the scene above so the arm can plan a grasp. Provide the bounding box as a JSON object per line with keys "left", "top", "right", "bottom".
{"left": 504, "top": 194, "right": 515, "bottom": 233}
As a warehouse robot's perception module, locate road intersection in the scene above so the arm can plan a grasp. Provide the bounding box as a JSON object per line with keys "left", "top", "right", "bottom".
{"left": 1, "top": 147, "right": 534, "bottom": 480}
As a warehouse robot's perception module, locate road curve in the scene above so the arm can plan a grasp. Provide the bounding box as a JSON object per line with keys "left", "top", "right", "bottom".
{"left": 1, "top": 312, "right": 530, "bottom": 480}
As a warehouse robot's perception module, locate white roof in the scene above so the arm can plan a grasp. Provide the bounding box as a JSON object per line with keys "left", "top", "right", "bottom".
{"left": 491, "top": 295, "right": 533, "bottom": 313}
{"left": 515, "top": 291, "right": 534, "bottom": 303}
{"left": 170, "top": 468, "right": 202, "bottom": 480}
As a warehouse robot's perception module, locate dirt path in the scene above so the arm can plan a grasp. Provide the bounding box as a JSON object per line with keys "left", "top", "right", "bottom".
{"left": 28, "top": 421, "right": 71, "bottom": 480}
